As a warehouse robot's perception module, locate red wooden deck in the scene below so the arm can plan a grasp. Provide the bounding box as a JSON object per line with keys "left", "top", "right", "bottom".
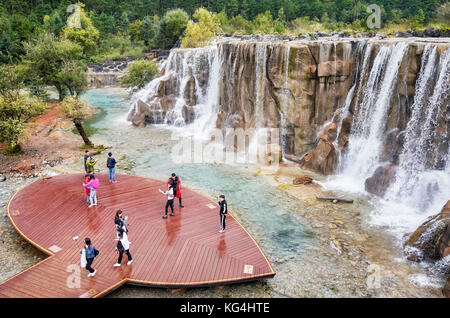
{"left": 0, "top": 173, "right": 275, "bottom": 298}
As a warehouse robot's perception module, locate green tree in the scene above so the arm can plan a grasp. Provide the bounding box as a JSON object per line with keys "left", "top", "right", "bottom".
{"left": 128, "top": 19, "right": 145, "bottom": 42}
{"left": 0, "top": 88, "right": 46, "bottom": 154}
{"left": 23, "top": 33, "right": 84, "bottom": 101}
{"left": 181, "top": 8, "right": 222, "bottom": 48}
{"left": 154, "top": 9, "right": 189, "bottom": 49}
{"left": 120, "top": 59, "right": 159, "bottom": 90}
{"left": 61, "top": 2, "right": 100, "bottom": 56}
{"left": 61, "top": 95, "right": 93, "bottom": 146}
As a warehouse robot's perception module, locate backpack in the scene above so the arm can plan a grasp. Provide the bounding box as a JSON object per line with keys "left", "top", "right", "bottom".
{"left": 94, "top": 248, "right": 99, "bottom": 257}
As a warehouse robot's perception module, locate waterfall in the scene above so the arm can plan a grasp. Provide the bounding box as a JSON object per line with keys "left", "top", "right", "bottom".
{"left": 333, "top": 40, "right": 369, "bottom": 151}
{"left": 280, "top": 45, "right": 291, "bottom": 157}
{"left": 129, "top": 44, "right": 223, "bottom": 140}
{"left": 254, "top": 44, "right": 267, "bottom": 127}
{"left": 339, "top": 42, "right": 408, "bottom": 188}
{"left": 384, "top": 47, "right": 450, "bottom": 216}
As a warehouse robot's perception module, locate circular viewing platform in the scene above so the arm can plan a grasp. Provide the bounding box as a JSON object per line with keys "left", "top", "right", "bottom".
{"left": 0, "top": 173, "right": 275, "bottom": 298}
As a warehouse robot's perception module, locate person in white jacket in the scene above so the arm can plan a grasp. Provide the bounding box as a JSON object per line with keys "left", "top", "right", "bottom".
{"left": 113, "top": 230, "right": 133, "bottom": 267}
{"left": 159, "top": 183, "right": 174, "bottom": 219}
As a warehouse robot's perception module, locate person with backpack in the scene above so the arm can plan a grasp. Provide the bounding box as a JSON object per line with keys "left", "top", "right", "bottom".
{"left": 83, "top": 237, "right": 98, "bottom": 277}
{"left": 159, "top": 183, "right": 174, "bottom": 219}
{"left": 218, "top": 195, "right": 228, "bottom": 233}
{"left": 113, "top": 229, "right": 133, "bottom": 267}
{"left": 167, "top": 173, "right": 184, "bottom": 208}
{"left": 114, "top": 210, "right": 128, "bottom": 233}
{"left": 107, "top": 152, "right": 117, "bottom": 183}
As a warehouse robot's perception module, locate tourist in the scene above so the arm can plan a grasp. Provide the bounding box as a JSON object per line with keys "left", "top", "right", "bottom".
{"left": 83, "top": 150, "right": 90, "bottom": 173}
{"left": 159, "top": 183, "right": 174, "bottom": 219}
{"left": 107, "top": 152, "right": 117, "bottom": 183}
{"left": 115, "top": 209, "right": 128, "bottom": 233}
{"left": 84, "top": 173, "right": 91, "bottom": 203}
{"left": 168, "top": 173, "right": 184, "bottom": 208}
{"left": 114, "top": 229, "right": 133, "bottom": 267}
{"left": 83, "top": 237, "right": 98, "bottom": 277}
{"left": 86, "top": 156, "right": 97, "bottom": 174}
{"left": 218, "top": 195, "right": 228, "bottom": 233}
{"left": 83, "top": 174, "right": 99, "bottom": 208}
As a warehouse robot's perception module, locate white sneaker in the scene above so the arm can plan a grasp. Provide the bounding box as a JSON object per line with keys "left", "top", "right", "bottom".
{"left": 91, "top": 269, "right": 96, "bottom": 277}
{"left": 87, "top": 273, "right": 92, "bottom": 277}
{"left": 88, "top": 204, "right": 94, "bottom": 208}
{"left": 127, "top": 260, "right": 133, "bottom": 265}
{"left": 113, "top": 263, "right": 121, "bottom": 267}
{"left": 219, "top": 230, "right": 224, "bottom": 233}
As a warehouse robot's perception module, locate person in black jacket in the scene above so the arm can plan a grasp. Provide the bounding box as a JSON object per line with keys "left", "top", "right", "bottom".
{"left": 107, "top": 152, "right": 117, "bottom": 183}
{"left": 114, "top": 210, "right": 128, "bottom": 233}
{"left": 83, "top": 150, "right": 90, "bottom": 173}
{"left": 218, "top": 195, "right": 228, "bottom": 233}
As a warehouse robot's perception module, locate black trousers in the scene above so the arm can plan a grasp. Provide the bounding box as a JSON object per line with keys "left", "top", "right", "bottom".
{"left": 117, "top": 249, "right": 132, "bottom": 263}
{"left": 86, "top": 257, "right": 95, "bottom": 273}
{"left": 220, "top": 214, "right": 226, "bottom": 230}
{"left": 165, "top": 199, "right": 174, "bottom": 215}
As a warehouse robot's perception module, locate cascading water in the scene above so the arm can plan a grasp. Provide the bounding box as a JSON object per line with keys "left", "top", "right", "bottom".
{"left": 280, "top": 45, "right": 291, "bottom": 157}
{"left": 374, "top": 47, "right": 450, "bottom": 233}
{"left": 333, "top": 40, "right": 369, "bottom": 150}
{"left": 254, "top": 43, "right": 267, "bottom": 127}
{"left": 337, "top": 42, "right": 408, "bottom": 190}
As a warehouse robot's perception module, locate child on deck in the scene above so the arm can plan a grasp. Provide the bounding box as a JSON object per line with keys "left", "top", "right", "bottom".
{"left": 84, "top": 174, "right": 91, "bottom": 203}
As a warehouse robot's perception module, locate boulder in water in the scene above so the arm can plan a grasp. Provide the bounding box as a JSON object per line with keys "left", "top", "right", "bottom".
{"left": 444, "top": 279, "right": 450, "bottom": 297}
{"left": 404, "top": 200, "right": 450, "bottom": 262}
{"left": 293, "top": 176, "right": 313, "bottom": 185}
{"left": 300, "top": 123, "right": 337, "bottom": 175}
{"left": 364, "top": 164, "right": 396, "bottom": 197}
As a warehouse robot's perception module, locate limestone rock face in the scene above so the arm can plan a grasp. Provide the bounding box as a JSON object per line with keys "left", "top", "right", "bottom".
{"left": 404, "top": 201, "right": 450, "bottom": 262}
{"left": 128, "top": 37, "right": 450, "bottom": 179}
{"left": 404, "top": 201, "right": 450, "bottom": 297}
{"left": 300, "top": 123, "right": 337, "bottom": 175}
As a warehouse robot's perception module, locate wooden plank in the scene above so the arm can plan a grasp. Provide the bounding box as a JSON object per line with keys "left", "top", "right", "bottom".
{"left": 0, "top": 173, "right": 275, "bottom": 297}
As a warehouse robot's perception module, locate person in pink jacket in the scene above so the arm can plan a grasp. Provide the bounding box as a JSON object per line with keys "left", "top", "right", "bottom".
{"left": 83, "top": 174, "right": 99, "bottom": 208}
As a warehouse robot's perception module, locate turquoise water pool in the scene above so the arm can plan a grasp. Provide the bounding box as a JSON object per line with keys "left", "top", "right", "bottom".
{"left": 82, "top": 88, "right": 312, "bottom": 262}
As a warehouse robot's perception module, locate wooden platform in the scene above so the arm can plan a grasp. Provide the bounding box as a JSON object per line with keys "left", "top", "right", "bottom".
{"left": 0, "top": 174, "right": 275, "bottom": 298}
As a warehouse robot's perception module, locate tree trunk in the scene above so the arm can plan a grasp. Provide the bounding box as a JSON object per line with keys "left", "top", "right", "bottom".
{"left": 56, "top": 85, "right": 65, "bottom": 101}
{"left": 74, "top": 121, "right": 93, "bottom": 146}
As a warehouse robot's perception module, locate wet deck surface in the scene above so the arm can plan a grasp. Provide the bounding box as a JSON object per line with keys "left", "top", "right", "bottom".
{"left": 0, "top": 173, "right": 274, "bottom": 298}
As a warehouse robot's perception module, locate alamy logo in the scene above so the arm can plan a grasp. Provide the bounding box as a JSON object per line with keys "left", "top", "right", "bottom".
{"left": 366, "top": 263, "right": 382, "bottom": 290}
{"left": 67, "top": 4, "right": 81, "bottom": 29}
{"left": 66, "top": 264, "right": 81, "bottom": 288}
{"left": 366, "top": 4, "right": 381, "bottom": 29}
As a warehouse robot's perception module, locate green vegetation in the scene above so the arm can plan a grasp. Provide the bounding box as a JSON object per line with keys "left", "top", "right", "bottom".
{"left": 0, "top": 0, "right": 448, "bottom": 154}
{"left": 61, "top": 95, "right": 92, "bottom": 146}
{"left": 182, "top": 8, "right": 222, "bottom": 48}
{"left": 120, "top": 59, "right": 159, "bottom": 90}
{"left": 0, "top": 64, "right": 46, "bottom": 154}
{"left": 154, "top": 9, "right": 190, "bottom": 49}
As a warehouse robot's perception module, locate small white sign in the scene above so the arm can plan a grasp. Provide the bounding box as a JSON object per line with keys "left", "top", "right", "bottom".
{"left": 243, "top": 264, "right": 254, "bottom": 274}
{"left": 49, "top": 245, "right": 62, "bottom": 253}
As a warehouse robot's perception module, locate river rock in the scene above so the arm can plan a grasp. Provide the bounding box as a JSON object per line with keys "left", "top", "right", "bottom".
{"left": 364, "top": 165, "right": 396, "bottom": 197}
{"left": 293, "top": 176, "right": 313, "bottom": 185}
{"left": 404, "top": 200, "right": 450, "bottom": 261}
{"left": 444, "top": 279, "right": 450, "bottom": 297}
{"left": 300, "top": 123, "right": 337, "bottom": 175}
